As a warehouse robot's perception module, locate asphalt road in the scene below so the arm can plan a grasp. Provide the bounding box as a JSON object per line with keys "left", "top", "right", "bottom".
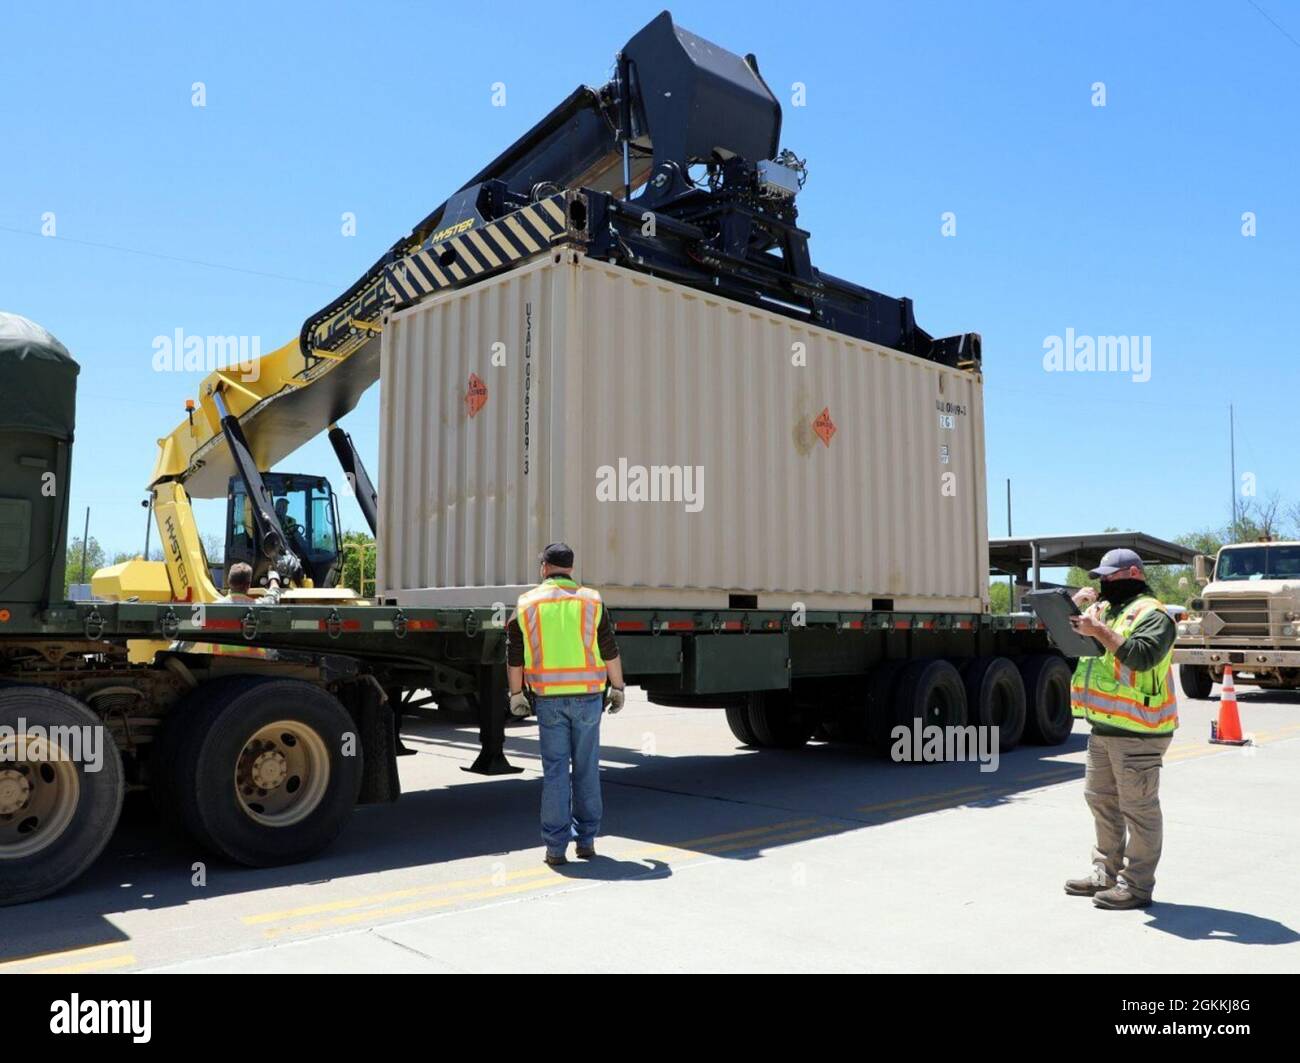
{"left": 2, "top": 679, "right": 1298, "bottom": 973}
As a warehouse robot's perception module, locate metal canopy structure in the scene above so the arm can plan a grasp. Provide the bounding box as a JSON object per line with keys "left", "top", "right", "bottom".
{"left": 989, "top": 531, "right": 1199, "bottom": 590}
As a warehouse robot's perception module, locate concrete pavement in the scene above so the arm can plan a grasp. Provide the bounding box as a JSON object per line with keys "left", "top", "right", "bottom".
{"left": 2, "top": 681, "right": 1297, "bottom": 973}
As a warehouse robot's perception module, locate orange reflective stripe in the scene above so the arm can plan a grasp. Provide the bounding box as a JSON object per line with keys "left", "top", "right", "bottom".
{"left": 581, "top": 600, "right": 597, "bottom": 670}
{"left": 519, "top": 606, "right": 544, "bottom": 669}
{"left": 1071, "top": 688, "right": 1178, "bottom": 725}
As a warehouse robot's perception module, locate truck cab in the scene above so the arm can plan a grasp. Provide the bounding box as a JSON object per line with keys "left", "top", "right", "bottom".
{"left": 1173, "top": 540, "right": 1300, "bottom": 697}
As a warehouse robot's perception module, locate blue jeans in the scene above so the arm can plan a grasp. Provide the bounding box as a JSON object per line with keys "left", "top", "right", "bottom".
{"left": 536, "top": 693, "right": 604, "bottom": 854}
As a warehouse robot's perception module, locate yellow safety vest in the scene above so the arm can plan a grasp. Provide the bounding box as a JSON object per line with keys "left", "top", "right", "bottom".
{"left": 516, "top": 577, "right": 607, "bottom": 696}
{"left": 1070, "top": 594, "right": 1178, "bottom": 735}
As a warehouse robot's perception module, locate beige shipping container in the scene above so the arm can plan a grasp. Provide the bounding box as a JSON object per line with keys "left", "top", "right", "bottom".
{"left": 377, "top": 250, "right": 989, "bottom": 614}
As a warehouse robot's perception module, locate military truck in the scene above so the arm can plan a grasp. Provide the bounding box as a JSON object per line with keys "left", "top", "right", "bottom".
{"left": 1174, "top": 541, "right": 1300, "bottom": 698}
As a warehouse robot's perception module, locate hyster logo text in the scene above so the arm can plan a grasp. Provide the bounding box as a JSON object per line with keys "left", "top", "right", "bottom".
{"left": 50, "top": 995, "right": 151, "bottom": 1043}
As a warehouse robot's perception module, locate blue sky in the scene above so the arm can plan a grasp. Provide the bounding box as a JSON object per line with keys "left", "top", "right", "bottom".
{"left": 2, "top": 0, "right": 1297, "bottom": 558}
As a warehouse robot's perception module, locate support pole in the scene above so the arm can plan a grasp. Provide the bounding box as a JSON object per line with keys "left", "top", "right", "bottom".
{"left": 465, "top": 664, "right": 522, "bottom": 775}
{"left": 79, "top": 506, "right": 90, "bottom": 586}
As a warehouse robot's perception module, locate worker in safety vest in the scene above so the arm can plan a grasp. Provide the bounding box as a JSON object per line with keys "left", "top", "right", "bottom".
{"left": 1064, "top": 548, "right": 1178, "bottom": 910}
{"left": 506, "top": 543, "right": 625, "bottom": 866}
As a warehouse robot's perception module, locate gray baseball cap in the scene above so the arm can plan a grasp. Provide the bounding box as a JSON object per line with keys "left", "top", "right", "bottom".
{"left": 1089, "top": 548, "right": 1145, "bottom": 578}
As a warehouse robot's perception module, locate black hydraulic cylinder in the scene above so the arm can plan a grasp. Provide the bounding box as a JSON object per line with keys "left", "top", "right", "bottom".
{"left": 328, "top": 426, "right": 378, "bottom": 535}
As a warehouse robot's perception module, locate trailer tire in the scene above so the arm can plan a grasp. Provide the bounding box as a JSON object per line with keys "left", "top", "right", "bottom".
{"left": 962, "top": 656, "right": 1026, "bottom": 751}
{"left": 164, "top": 677, "right": 363, "bottom": 867}
{"left": 724, "top": 704, "right": 760, "bottom": 746}
{"left": 1020, "top": 654, "right": 1074, "bottom": 745}
{"left": 865, "top": 661, "right": 909, "bottom": 754}
{"left": 0, "top": 686, "right": 125, "bottom": 907}
{"left": 1178, "top": 664, "right": 1214, "bottom": 700}
{"left": 150, "top": 678, "right": 230, "bottom": 835}
{"left": 745, "top": 691, "right": 814, "bottom": 749}
{"left": 892, "top": 659, "right": 968, "bottom": 761}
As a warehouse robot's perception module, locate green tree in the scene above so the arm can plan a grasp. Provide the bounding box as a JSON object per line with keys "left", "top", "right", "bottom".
{"left": 338, "top": 531, "right": 376, "bottom": 596}
{"left": 989, "top": 581, "right": 1011, "bottom": 614}
{"left": 64, "top": 536, "right": 105, "bottom": 595}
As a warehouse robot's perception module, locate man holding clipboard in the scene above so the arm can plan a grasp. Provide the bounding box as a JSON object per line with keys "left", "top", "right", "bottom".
{"left": 1059, "top": 549, "right": 1179, "bottom": 910}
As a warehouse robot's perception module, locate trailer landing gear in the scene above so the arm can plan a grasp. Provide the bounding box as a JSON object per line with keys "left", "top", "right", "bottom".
{"left": 464, "top": 666, "right": 522, "bottom": 776}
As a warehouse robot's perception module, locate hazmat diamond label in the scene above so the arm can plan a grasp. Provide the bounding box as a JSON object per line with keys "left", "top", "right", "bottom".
{"left": 813, "top": 407, "right": 836, "bottom": 447}
{"left": 465, "top": 373, "right": 488, "bottom": 417}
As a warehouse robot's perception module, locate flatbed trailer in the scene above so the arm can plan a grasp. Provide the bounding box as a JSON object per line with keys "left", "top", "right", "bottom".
{"left": 0, "top": 595, "right": 1069, "bottom": 905}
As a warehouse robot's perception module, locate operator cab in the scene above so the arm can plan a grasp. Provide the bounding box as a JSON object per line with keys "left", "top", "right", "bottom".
{"left": 225, "top": 473, "right": 341, "bottom": 589}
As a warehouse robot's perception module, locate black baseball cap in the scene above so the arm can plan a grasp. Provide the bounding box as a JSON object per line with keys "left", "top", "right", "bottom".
{"left": 539, "top": 542, "right": 575, "bottom": 567}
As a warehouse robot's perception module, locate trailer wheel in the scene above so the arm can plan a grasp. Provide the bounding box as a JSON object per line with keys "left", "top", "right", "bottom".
{"left": 962, "top": 657, "right": 1026, "bottom": 751}
{"left": 864, "top": 661, "right": 908, "bottom": 754}
{"left": 1178, "top": 664, "right": 1214, "bottom": 700}
{"left": 162, "top": 677, "right": 363, "bottom": 866}
{"left": 745, "top": 691, "right": 814, "bottom": 749}
{"left": 724, "top": 704, "right": 760, "bottom": 746}
{"left": 0, "top": 686, "right": 124, "bottom": 906}
{"left": 1020, "top": 654, "right": 1074, "bottom": 745}
{"left": 892, "top": 659, "right": 968, "bottom": 761}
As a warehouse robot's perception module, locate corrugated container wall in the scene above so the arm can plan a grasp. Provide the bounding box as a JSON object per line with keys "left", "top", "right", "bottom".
{"left": 378, "top": 251, "right": 989, "bottom": 613}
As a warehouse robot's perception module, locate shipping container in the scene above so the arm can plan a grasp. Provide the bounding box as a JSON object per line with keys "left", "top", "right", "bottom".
{"left": 378, "top": 251, "right": 990, "bottom": 614}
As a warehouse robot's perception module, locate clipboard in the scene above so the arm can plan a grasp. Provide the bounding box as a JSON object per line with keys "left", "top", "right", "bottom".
{"left": 1023, "top": 588, "right": 1105, "bottom": 657}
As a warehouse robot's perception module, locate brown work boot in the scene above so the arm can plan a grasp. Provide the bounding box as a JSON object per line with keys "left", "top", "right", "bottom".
{"left": 1064, "top": 870, "right": 1111, "bottom": 896}
{"left": 576, "top": 844, "right": 597, "bottom": 859}
{"left": 1093, "top": 884, "right": 1151, "bottom": 910}
{"left": 544, "top": 851, "right": 568, "bottom": 867}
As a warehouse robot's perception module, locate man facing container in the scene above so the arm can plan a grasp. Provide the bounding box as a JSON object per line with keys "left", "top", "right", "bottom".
{"left": 506, "top": 543, "right": 626, "bottom": 866}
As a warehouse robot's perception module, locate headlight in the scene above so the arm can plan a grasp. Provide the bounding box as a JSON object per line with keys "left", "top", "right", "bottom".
{"left": 1177, "top": 623, "right": 1189, "bottom": 636}
{"left": 1284, "top": 623, "right": 1297, "bottom": 638}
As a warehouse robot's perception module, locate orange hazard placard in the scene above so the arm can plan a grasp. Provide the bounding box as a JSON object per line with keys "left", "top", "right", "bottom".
{"left": 465, "top": 373, "right": 488, "bottom": 417}
{"left": 813, "top": 407, "right": 836, "bottom": 447}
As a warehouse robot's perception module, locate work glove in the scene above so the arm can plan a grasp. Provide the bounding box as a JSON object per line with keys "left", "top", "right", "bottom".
{"left": 509, "top": 690, "right": 532, "bottom": 718}
{"left": 605, "top": 686, "right": 626, "bottom": 714}
{"left": 275, "top": 551, "right": 304, "bottom": 586}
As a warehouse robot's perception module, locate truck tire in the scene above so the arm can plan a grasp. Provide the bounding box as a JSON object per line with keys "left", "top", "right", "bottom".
{"left": 745, "top": 691, "right": 814, "bottom": 749}
{"left": 1019, "top": 654, "right": 1074, "bottom": 745}
{"left": 1178, "top": 664, "right": 1214, "bottom": 700}
{"left": 865, "top": 661, "right": 909, "bottom": 754}
{"left": 962, "top": 656, "right": 1026, "bottom": 751}
{"left": 158, "top": 677, "right": 363, "bottom": 867}
{"left": 0, "top": 686, "right": 125, "bottom": 906}
{"left": 724, "top": 704, "right": 760, "bottom": 746}
{"left": 892, "top": 659, "right": 968, "bottom": 761}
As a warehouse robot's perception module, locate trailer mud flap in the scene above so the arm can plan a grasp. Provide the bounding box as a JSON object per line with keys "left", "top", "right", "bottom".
{"left": 688, "top": 634, "right": 789, "bottom": 694}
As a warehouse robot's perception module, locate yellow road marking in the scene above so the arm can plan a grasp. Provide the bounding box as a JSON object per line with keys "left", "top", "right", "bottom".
{"left": 247, "top": 818, "right": 820, "bottom": 929}
{"left": 42, "top": 954, "right": 136, "bottom": 974}
{"left": 0, "top": 941, "right": 131, "bottom": 971}
{"left": 856, "top": 770, "right": 1076, "bottom": 815}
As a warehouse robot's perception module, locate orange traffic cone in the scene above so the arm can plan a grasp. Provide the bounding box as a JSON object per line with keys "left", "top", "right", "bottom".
{"left": 1209, "top": 665, "right": 1250, "bottom": 746}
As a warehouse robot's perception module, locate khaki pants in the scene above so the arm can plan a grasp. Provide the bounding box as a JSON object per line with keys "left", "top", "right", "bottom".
{"left": 1084, "top": 732, "right": 1173, "bottom": 900}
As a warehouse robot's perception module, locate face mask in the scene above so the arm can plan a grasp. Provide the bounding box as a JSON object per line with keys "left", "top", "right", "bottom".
{"left": 1099, "top": 578, "right": 1146, "bottom": 605}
